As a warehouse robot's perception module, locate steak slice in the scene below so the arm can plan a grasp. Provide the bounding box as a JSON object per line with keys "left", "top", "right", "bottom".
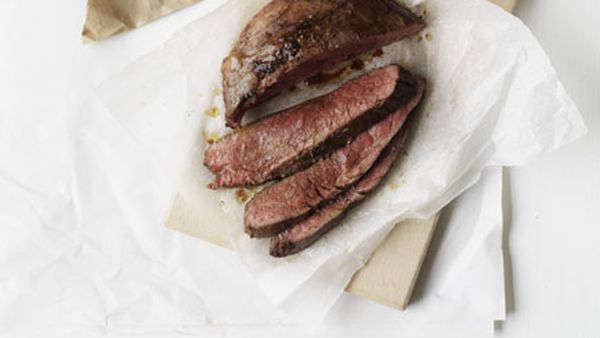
{"left": 222, "top": 0, "right": 425, "bottom": 128}
{"left": 270, "top": 129, "right": 408, "bottom": 257}
{"left": 244, "top": 76, "right": 425, "bottom": 238}
{"left": 205, "top": 65, "right": 412, "bottom": 189}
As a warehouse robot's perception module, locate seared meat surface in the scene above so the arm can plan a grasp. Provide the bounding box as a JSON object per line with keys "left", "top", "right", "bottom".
{"left": 221, "top": 0, "right": 425, "bottom": 128}
{"left": 205, "top": 65, "right": 408, "bottom": 189}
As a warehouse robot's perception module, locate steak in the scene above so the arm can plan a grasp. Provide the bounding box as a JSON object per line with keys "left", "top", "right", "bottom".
{"left": 270, "top": 129, "right": 408, "bottom": 257}
{"left": 205, "top": 65, "right": 412, "bottom": 189}
{"left": 244, "top": 75, "right": 425, "bottom": 238}
{"left": 221, "top": 0, "right": 425, "bottom": 128}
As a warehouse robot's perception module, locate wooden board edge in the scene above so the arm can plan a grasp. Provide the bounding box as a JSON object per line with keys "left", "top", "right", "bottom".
{"left": 345, "top": 215, "right": 440, "bottom": 309}
{"left": 493, "top": 0, "right": 518, "bottom": 12}
{"left": 399, "top": 214, "right": 440, "bottom": 309}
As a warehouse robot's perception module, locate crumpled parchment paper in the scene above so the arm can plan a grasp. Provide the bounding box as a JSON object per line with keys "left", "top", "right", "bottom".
{"left": 89, "top": 0, "right": 585, "bottom": 325}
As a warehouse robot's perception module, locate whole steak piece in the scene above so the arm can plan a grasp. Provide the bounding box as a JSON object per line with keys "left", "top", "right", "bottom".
{"left": 221, "top": 0, "right": 425, "bottom": 128}
{"left": 270, "top": 129, "right": 408, "bottom": 257}
{"left": 244, "top": 74, "right": 425, "bottom": 238}
{"left": 205, "top": 65, "right": 410, "bottom": 189}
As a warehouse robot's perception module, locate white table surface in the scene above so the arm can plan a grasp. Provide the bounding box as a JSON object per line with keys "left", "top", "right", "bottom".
{"left": 0, "top": 0, "right": 598, "bottom": 337}
{"left": 498, "top": 1, "right": 600, "bottom": 336}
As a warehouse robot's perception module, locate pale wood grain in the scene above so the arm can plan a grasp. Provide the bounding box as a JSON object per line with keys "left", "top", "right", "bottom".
{"left": 345, "top": 216, "right": 439, "bottom": 309}
{"left": 492, "top": 0, "right": 518, "bottom": 12}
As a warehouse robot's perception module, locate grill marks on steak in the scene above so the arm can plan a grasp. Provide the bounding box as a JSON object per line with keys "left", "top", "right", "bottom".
{"left": 270, "top": 129, "right": 409, "bottom": 257}
{"left": 221, "top": 0, "right": 425, "bottom": 128}
{"left": 204, "top": 65, "right": 407, "bottom": 189}
{"left": 244, "top": 75, "right": 425, "bottom": 238}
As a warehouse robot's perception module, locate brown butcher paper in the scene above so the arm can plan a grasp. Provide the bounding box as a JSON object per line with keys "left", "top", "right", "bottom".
{"left": 82, "top": 0, "right": 202, "bottom": 42}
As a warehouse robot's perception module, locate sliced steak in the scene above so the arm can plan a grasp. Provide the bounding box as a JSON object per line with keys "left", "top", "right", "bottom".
{"left": 270, "top": 129, "right": 408, "bottom": 257}
{"left": 244, "top": 76, "right": 425, "bottom": 238}
{"left": 222, "top": 0, "right": 425, "bottom": 128}
{"left": 205, "top": 65, "right": 412, "bottom": 189}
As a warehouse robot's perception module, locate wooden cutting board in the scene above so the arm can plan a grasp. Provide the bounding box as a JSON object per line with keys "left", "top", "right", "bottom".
{"left": 166, "top": 0, "right": 518, "bottom": 310}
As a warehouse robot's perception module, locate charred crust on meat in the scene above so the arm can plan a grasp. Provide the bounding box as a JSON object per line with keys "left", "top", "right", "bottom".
{"left": 253, "top": 38, "right": 302, "bottom": 76}
{"left": 221, "top": 0, "right": 426, "bottom": 128}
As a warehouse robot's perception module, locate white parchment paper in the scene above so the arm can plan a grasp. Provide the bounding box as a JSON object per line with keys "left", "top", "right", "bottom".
{"left": 89, "top": 0, "right": 585, "bottom": 326}
{"left": 323, "top": 167, "right": 506, "bottom": 338}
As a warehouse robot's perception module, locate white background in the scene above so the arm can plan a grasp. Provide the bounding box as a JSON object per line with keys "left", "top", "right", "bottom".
{"left": 0, "top": 0, "right": 598, "bottom": 337}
